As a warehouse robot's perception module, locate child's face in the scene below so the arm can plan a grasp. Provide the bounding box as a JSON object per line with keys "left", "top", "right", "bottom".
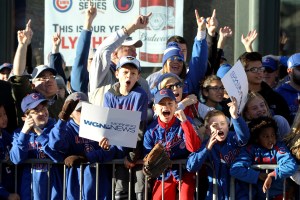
{"left": 57, "top": 87, "right": 66, "bottom": 99}
{"left": 203, "top": 80, "right": 225, "bottom": 104}
{"left": 154, "top": 97, "right": 176, "bottom": 123}
{"left": 27, "top": 103, "right": 49, "bottom": 128}
{"left": 71, "top": 110, "right": 81, "bottom": 125}
{"left": 116, "top": 65, "right": 140, "bottom": 92}
{"left": 0, "top": 106, "right": 8, "bottom": 129}
{"left": 208, "top": 114, "right": 229, "bottom": 142}
{"left": 163, "top": 78, "right": 183, "bottom": 102}
{"left": 245, "top": 97, "right": 268, "bottom": 120}
{"left": 257, "top": 127, "right": 276, "bottom": 149}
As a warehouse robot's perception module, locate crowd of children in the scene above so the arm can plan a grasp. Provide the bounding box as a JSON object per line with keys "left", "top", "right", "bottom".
{"left": 1, "top": 4, "right": 300, "bottom": 200}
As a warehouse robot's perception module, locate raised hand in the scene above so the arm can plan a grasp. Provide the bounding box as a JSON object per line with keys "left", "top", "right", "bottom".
{"left": 84, "top": 2, "right": 97, "bottom": 30}
{"left": 241, "top": 29, "right": 258, "bottom": 52}
{"left": 58, "top": 99, "right": 80, "bottom": 121}
{"left": 18, "top": 19, "right": 33, "bottom": 45}
{"left": 219, "top": 26, "right": 233, "bottom": 39}
{"left": 21, "top": 115, "right": 35, "bottom": 134}
{"left": 52, "top": 32, "right": 61, "bottom": 47}
{"left": 206, "top": 9, "right": 218, "bottom": 36}
{"left": 195, "top": 9, "right": 206, "bottom": 32}
{"left": 174, "top": 109, "right": 187, "bottom": 122}
{"left": 181, "top": 94, "right": 198, "bottom": 108}
{"left": 126, "top": 12, "right": 152, "bottom": 35}
{"left": 227, "top": 96, "right": 239, "bottom": 119}
{"left": 206, "top": 122, "right": 218, "bottom": 150}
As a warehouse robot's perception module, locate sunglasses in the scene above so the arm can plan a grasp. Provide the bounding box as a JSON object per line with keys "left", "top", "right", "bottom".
{"left": 168, "top": 56, "right": 184, "bottom": 62}
{"left": 207, "top": 86, "right": 225, "bottom": 92}
{"left": 165, "top": 82, "right": 183, "bottom": 90}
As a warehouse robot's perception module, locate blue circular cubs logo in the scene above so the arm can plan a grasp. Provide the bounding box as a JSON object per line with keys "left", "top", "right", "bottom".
{"left": 53, "top": 0, "right": 72, "bottom": 13}
{"left": 114, "top": 0, "right": 133, "bottom": 13}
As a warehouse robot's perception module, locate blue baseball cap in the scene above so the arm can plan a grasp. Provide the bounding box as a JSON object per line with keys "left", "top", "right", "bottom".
{"left": 262, "top": 57, "right": 278, "bottom": 71}
{"left": 162, "top": 42, "right": 184, "bottom": 66}
{"left": 32, "top": 65, "right": 57, "bottom": 79}
{"left": 154, "top": 88, "right": 176, "bottom": 104}
{"left": 116, "top": 56, "right": 141, "bottom": 72}
{"left": 287, "top": 53, "right": 300, "bottom": 68}
{"left": 21, "top": 93, "right": 48, "bottom": 112}
{"left": 0, "top": 63, "right": 13, "bottom": 72}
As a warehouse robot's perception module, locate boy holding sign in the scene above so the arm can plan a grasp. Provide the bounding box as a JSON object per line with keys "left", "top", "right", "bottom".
{"left": 103, "top": 56, "right": 148, "bottom": 200}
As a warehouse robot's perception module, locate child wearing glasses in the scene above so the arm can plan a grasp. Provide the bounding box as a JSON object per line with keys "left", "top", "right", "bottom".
{"left": 186, "top": 97, "right": 250, "bottom": 200}
{"left": 200, "top": 75, "right": 231, "bottom": 118}
{"left": 9, "top": 93, "right": 64, "bottom": 200}
{"left": 230, "top": 116, "right": 297, "bottom": 199}
{"left": 144, "top": 88, "right": 201, "bottom": 200}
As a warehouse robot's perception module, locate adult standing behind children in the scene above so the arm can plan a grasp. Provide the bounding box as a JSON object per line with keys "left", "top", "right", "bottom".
{"left": 88, "top": 13, "right": 152, "bottom": 107}
{"left": 276, "top": 53, "right": 300, "bottom": 123}
{"left": 10, "top": 20, "right": 65, "bottom": 124}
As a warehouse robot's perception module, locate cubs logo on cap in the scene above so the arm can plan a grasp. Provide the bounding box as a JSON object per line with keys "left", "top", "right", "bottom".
{"left": 21, "top": 93, "right": 48, "bottom": 112}
{"left": 154, "top": 88, "right": 176, "bottom": 104}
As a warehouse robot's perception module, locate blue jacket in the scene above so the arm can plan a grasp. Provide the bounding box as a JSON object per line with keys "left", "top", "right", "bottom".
{"left": 71, "top": 30, "right": 91, "bottom": 94}
{"left": 276, "top": 82, "right": 300, "bottom": 123}
{"left": 0, "top": 129, "right": 14, "bottom": 199}
{"left": 148, "top": 36, "right": 208, "bottom": 97}
{"left": 230, "top": 142, "right": 297, "bottom": 199}
{"left": 9, "top": 118, "right": 64, "bottom": 200}
{"left": 186, "top": 117, "right": 250, "bottom": 200}
{"left": 144, "top": 116, "right": 201, "bottom": 181}
{"left": 48, "top": 119, "right": 116, "bottom": 200}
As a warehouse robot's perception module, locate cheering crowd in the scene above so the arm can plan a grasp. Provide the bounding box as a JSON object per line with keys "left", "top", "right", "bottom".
{"left": 1, "top": 4, "right": 300, "bottom": 200}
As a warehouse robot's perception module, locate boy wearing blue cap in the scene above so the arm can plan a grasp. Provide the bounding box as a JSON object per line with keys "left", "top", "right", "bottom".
{"left": 103, "top": 56, "right": 148, "bottom": 200}
{"left": 276, "top": 52, "right": 300, "bottom": 123}
{"left": 144, "top": 88, "right": 201, "bottom": 200}
{"left": 9, "top": 93, "right": 63, "bottom": 200}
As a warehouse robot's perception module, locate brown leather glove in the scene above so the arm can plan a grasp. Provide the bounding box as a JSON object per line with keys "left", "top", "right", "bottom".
{"left": 58, "top": 99, "right": 80, "bottom": 121}
{"left": 64, "top": 155, "right": 88, "bottom": 167}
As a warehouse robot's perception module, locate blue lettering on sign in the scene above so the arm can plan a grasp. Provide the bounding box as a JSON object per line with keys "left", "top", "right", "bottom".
{"left": 83, "top": 120, "right": 136, "bottom": 133}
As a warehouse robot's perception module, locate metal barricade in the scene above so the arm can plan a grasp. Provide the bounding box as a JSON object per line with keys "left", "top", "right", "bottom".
{"left": 1, "top": 160, "right": 298, "bottom": 200}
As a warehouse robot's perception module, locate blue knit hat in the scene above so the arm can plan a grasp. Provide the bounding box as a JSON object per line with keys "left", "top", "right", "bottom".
{"left": 162, "top": 42, "right": 184, "bottom": 66}
{"left": 287, "top": 53, "right": 300, "bottom": 68}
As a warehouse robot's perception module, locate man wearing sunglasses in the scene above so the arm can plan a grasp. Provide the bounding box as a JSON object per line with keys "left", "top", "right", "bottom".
{"left": 276, "top": 52, "right": 300, "bottom": 123}
{"left": 239, "top": 52, "right": 290, "bottom": 123}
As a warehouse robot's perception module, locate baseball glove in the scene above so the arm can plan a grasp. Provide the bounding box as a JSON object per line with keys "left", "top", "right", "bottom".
{"left": 143, "top": 143, "right": 171, "bottom": 179}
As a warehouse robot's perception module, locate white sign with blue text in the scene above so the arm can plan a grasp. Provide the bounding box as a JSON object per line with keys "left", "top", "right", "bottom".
{"left": 79, "top": 102, "right": 141, "bottom": 148}
{"left": 221, "top": 60, "right": 249, "bottom": 115}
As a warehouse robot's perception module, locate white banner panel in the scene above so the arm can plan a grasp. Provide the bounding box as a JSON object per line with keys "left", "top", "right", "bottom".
{"left": 221, "top": 60, "right": 249, "bottom": 114}
{"left": 44, "top": 0, "right": 183, "bottom": 67}
{"left": 79, "top": 102, "right": 141, "bottom": 148}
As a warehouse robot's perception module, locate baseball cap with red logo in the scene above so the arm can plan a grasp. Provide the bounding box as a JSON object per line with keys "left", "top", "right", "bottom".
{"left": 154, "top": 88, "right": 176, "bottom": 104}
{"left": 21, "top": 93, "right": 48, "bottom": 112}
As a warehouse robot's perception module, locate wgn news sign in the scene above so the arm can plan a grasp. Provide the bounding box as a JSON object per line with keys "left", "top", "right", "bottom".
{"left": 79, "top": 102, "right": 141, "bottom": 148}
